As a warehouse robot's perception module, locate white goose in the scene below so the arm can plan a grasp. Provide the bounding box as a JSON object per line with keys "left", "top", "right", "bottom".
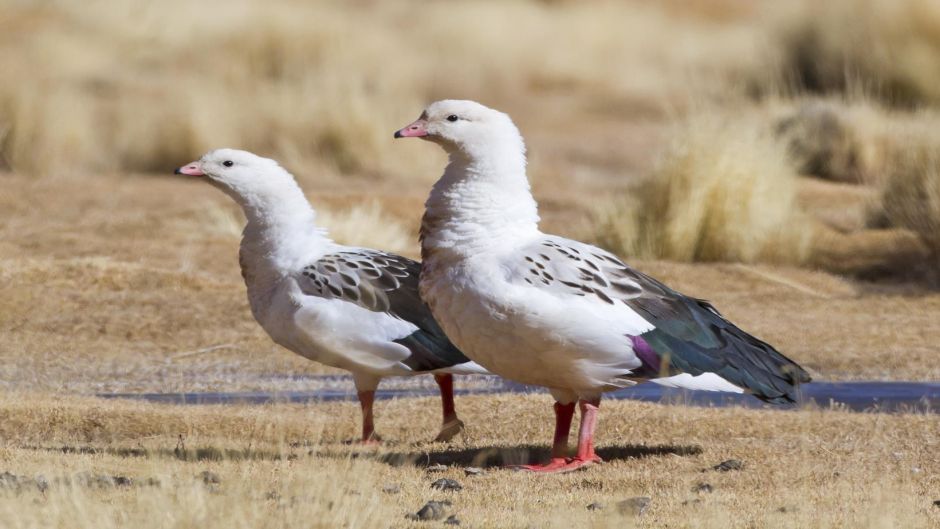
{"left": 395, "top": 101, "right": 811, "bottom": 472}
{"left": 175, "top": 149, "right": 487, "bottom": 443}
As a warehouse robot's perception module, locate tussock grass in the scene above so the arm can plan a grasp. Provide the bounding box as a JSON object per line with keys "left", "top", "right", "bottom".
{"left": 0, "top": 0, "right": 764, "bottom": 177}
{"left": 774, "top": 99, "right": 890, "bottom": 184}
{"left": 179, "top": 199, "right": 415, "bottom": 256}
{"left": 766, "top": 96, "right": 940, "bottom": 283}
{"left": 767, "top": 0, "right": 940, "bottom": 106}
{"left": 318, "top": 201, "right": 415, "bottom": 256}
{"left": 594, "top": 111, "right": 813, "bottom": 264}
{"left": 867, "top": 126, "right": 940, "bottom": 284}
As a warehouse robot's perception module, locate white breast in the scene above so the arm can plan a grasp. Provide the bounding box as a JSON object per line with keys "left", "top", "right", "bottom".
{"left": 421, "top": 253, "right": 650, "bottom": 392}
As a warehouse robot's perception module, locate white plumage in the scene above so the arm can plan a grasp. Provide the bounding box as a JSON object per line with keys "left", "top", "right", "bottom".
{"left": 175, "top": 149, "right": 486, "bottom": 442}
{"left": 396, "top": 100, "right": 809, "bottom": 472}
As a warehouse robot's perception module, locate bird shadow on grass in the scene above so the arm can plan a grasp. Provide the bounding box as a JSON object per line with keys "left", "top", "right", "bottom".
{"left": 315, "top": 443, "right": 703, "bottom": 469}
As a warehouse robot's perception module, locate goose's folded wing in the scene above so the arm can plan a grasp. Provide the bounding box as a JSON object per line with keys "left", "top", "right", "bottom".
{"left": 297, "top": 249, "right": 480, "bottom": 373}
{"left": 507, "top": 236, "right": 811, "bottom": 402}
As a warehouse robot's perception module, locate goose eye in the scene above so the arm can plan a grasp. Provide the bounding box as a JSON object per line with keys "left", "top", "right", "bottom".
{"left": 446, "top": 115, "right": 458, "bottom": 122}
{"left": 222, "top": 160, "right": 234, "bottom": 167}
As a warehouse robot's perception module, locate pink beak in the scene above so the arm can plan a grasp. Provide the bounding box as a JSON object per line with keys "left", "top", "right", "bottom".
{"left": 175, "top": 161, "right": 204, "bottom": 176}
{"left": 394, "top": 118, "right": 429, "bottom": 138}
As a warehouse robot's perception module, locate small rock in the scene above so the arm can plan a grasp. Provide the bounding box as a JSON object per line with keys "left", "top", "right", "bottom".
{"left": 616, "top": 496, "right": 651, "bottom": 516}
{"left": 382, "top": 484, "right": 401, "bottom": 494}
{"left": 197, "top": 470, "right": 221, "bottom": 485}
{"left": 34, "top": 475, "right": 49, "bottom": 493}
{"left": 586, "top": 502, "right": 605, "bottom": 511}
{"left": 426, "top": 464, "right": 448, "bottom": 473}
{"left": 408, "top": 500, "right": 451, "bottom": 521}
{"left": 693, "top": 483, "right": 714, "bottom": 493}
{"left": 430, "top": 478, "right": 462, "bottom": 492}
{"left": 444, "top": 515, "right": 461, "bottom": 525}
{"left": 712, "top": 459, "right": 744, "bottom": 472}
{"left": 933, "top": 500, "right": 940, "bottom": 508}
{"left": 464, "top": 467, "right": 484, "bottom": 477}
{"left": 0, "top": 472, "right": 25, "bottom": 490}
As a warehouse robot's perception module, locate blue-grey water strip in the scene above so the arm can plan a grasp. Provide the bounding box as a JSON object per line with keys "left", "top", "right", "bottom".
{"left": 97, "top": 376, "right": 939, "bottom": 414}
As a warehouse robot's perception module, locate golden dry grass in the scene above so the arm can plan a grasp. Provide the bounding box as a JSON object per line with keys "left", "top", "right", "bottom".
{"left": 2, "top": 170, "right": 939, "bottom": 389}
{"left": 767, "top": 0, "right": 940, "bottom": 106}
{"left": 865, "top": 119, "right": 940, "bottom": 284}
{"left": 0, "top": 0, "right": 765, "bottom": 178}
{"left": 774, "top": 99, "right": 892, "bottom": 184}
{"left": 1, "top": 1, "right": 939, "bottom": 527}
{"left": 2, "top": 0, "right": 939, "bottom": 277}
{"left": 0, "top": 393, "right": 937, "bottom": 529}
{"left": 592, "top": 109, "right": 813, "bottom": 264}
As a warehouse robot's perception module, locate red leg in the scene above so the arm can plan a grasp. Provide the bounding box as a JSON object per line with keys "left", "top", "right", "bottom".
{"left": 433, "top": 374, "right": 465, "bottom": 442}
{"left": 357, "top": 390, "right": 380, "bottom": 444}
{"left": 434, "top": 374, "right": 457, "bottom": 423}
{"left": 572, "top": 398, "right": 603, "bottom": 465}
{"left": 515, "top": 398, "right": 602, "bottom": 473}
{"left": 512, "top": 401, "right": 576, "bottom": 472}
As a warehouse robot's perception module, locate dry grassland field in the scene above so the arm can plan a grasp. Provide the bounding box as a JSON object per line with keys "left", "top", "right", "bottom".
{"left": 0, "top": 0, "right": 939, "bottom": 528}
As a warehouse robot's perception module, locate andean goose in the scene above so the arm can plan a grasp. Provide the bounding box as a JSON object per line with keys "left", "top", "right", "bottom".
{"left": 175, "top": 149, "right": 487, "bottom": 442}
{"left": 394, "top": 101, "right": 811, "bottom": 472}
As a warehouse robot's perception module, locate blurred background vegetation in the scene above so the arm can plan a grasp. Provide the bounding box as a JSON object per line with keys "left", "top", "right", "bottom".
{"left": 1, "top": 0, "right": 938, "bottom": 284}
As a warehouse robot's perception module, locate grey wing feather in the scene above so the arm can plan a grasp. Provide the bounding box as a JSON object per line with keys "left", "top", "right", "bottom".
{"left": 510, "top": 236, "right": 811, "bottom": 403}
{"left": 511, "top": 237, "right": 645, "bottom": 303}
{"left": 298, "top": 250, "right": 472, "bottom": 371}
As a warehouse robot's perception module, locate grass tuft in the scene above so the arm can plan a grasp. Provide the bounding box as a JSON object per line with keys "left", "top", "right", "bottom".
{"left": 768, "top": 0, "right": 940, "bottom": 106}
{"left": 774, "top": 99, "right": 890, "bottom": 184}
{"left": 867, "top": 129, "right": 940, "bottom": 284}
{"left": 594, "top": 111, "right": 813, "bottom": 264}
{"left": 317, "top": 201, "right": 415, "bottom": 257}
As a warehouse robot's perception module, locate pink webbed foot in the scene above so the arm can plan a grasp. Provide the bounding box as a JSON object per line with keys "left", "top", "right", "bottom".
{"left": 512, "top": 454, "right": 603, "bottom": 474}
{"left": 510, "top": 397, "right": 604, "bottom": 474}
{"left": 511, "top": 457, "right": 571, "bottom": 473}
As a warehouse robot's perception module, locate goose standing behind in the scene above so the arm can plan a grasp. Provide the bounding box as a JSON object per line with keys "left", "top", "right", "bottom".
{"left": 395, "top": 101, "right": 811, "bottom": 472}
{"left": 175, "top": 149, "right": 488, "bottom": 442}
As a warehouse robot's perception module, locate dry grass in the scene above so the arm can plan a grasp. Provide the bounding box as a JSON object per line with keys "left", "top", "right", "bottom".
{"left": 1, "top": 3, "right": 939, "bottom": 525}
{"left": 774, "top": 99, "right": 891, "bottom": 184}
{"left": 0, "top": 392, "right": 937, "bottom": 529}
{"left": 765, "top": 0, "right": 940, "bottom": 107}
{"left": 763, "top": 97, "right": 940, "bottom": 282}
{"left": 867, "top": 128, "right": 940, "bottom": 284}
{"left": 593, "top": 109, "right": 813, "bottom": 265}
{"left": 317, "top": 201, "right": 414, "bottom": 256}
{"left": 0, "top": 0, "right": 764, "bottom": 178}
{"left": 3, "top": 169, "right": 940, "bottom": 393}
